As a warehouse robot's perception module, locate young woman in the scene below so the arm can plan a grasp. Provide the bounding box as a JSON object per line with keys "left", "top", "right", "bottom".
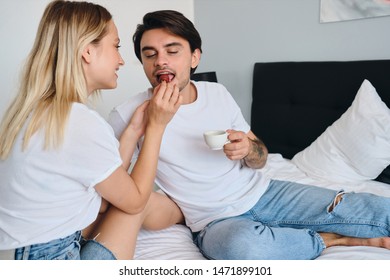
{"left": 0, "top": 0, "right": 182, "bottom": 260}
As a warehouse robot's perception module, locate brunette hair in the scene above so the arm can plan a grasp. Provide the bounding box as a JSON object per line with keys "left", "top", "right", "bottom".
{"left": 133, "top": 10, "right": 202, "bottom": 73}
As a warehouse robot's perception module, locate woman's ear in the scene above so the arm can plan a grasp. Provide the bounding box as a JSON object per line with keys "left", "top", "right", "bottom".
{"left": 82, "top": 45, "right": 92, "bottom": 63}
{"left": 191, "top": 48, "right": 201, "bottom": 69}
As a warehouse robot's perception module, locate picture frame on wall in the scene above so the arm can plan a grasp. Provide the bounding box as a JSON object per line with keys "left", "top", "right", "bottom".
{"left": 320, "top": 0, "right": 390, "bottom": 22}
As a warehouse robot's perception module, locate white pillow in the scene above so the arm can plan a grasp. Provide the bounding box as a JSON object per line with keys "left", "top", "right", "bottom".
{"left": 292, "top": 79, "right": 390, "bottom": 183}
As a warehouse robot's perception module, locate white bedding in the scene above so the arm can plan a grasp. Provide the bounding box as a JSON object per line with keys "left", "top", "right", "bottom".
{"left": 134, "top": 153, "right": 390, "bottom": 260}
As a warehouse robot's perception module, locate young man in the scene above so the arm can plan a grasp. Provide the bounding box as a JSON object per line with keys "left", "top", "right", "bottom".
{"left": 108, "top": 10, "right": 390, "bottom": 259}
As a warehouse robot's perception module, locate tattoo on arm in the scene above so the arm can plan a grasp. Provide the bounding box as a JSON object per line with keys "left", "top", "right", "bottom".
{"left": 243, "top": 137, "right": 267, "bottom": 169}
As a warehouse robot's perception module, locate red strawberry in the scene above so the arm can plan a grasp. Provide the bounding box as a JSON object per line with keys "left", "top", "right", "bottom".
{"left": 159, "top": 74, "right": 171, "bottom": 83}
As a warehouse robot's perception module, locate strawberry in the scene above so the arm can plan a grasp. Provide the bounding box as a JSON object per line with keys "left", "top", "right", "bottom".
{"left": 158, "top": 74, "right": 171, "bottom": 83}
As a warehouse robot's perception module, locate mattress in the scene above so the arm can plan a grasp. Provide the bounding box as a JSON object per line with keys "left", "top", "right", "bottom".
{"left": 134, "top": 153, "right": 390, "bottom": 260}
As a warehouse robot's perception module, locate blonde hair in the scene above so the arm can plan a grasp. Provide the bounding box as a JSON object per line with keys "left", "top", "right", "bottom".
{"left": 0, "top": 0, "right": 112, "bottom": 159}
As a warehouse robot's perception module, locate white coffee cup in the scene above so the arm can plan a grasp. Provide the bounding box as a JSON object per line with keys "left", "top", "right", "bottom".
{"left": 203, "top": 130, "right": 229, "bottom": 150}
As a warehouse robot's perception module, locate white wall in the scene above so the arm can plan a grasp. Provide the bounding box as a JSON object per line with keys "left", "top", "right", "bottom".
{"left": 0, "top": 0, "right": 194, "bottom": 120}
{"left": 3, "top": 0, "right": 390, "bottom": 124}
{"left": 194, "top": 0, "right": 390, "bottom": 123}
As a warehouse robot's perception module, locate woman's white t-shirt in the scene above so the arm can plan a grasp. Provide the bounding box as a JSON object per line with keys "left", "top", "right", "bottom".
{"left": 109, "top": 82, "right": 270, "bottom": 232}
{"left": 0, "top": 103, "right": 122, "bottom": 249}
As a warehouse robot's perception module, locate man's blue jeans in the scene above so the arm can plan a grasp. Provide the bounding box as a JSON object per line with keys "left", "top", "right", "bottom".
{"left": 194, "top": 179, "right": 390, "bottom": 259}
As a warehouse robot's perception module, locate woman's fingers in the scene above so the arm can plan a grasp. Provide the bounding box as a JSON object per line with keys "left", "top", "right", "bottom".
{"left": 152, "top": 81, "right": 181, "bottom": 110}
{"left": 148, "top": 81, "right": 181, "bottom": 126}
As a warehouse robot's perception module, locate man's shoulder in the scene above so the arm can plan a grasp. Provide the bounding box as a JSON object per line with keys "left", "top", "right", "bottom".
{"left": 113, "top": 90, "right": 151, "bottom": 117}
{"left": 193, "top": 80, "right": 226, "bottom": 89}
{"left": 193, "top": 81, "right": 230, "bottom": 95}
{"left": 193, "top": 81, "right": 232, "bottom": 102}
{"left": 108, "top": 89, "right": 151, "bottom": 138}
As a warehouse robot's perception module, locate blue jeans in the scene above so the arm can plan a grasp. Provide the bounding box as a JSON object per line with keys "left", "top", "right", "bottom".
{"left": 194, "top": 179, "right": 390, "bottom": 260}
{"left": 15, "top": 231, "right": 82, "bottom": 260}
{"left": 14, "top": 231, "right": 116, "bottom": 260}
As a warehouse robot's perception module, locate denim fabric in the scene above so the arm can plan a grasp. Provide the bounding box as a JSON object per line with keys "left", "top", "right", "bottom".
{"left": 194, "top": 180, "right": 390, "bottom": 260}
{"left": 15, "top": 231, "right": 82, "bottom": 260}
{"left": 13, "top": 231, "right": 116, "bottom": 260}
{"left": 80, "top": 239, "right": 116, "bottom": 260}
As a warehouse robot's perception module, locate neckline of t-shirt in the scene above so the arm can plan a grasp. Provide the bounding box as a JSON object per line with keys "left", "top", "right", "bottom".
{"left": 180, "top": 81, "right": 203, "bottom": 112}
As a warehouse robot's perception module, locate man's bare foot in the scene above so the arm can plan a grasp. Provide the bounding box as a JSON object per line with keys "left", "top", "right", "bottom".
{"left": 320, "top": 232, "right": 390, "bottom": 249}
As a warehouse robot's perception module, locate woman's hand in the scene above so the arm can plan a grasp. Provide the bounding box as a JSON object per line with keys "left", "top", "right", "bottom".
{"left": 125, "top": 100, "right": 150, "bottom": 140}
{"left": 147, "top": 81, "right": 182, "bottom": 128}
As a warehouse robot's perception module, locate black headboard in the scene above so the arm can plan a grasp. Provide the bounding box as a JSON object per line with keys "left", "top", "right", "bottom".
{"left": 250, "top": 60, "right": 390, "bottom": 183}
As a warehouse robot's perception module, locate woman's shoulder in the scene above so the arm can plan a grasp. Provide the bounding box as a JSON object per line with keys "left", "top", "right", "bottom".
{"left": 68, "top": 103, "right": 113, "bottom": 135}
{"left": 70, "top": 103, "right": 105, "bottom": 123}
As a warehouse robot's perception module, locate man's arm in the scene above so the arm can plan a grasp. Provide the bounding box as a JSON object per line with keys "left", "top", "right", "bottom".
{"left": 224, "top": 130, "right": 268, "bottom": 169}
{"left": 242, "top": 131, "right": 268, "bottom": 169}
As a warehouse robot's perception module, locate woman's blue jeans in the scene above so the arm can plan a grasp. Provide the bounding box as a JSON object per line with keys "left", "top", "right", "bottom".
{"left": 14, "top": 231, "right": 116, "bottom": 260}
{"left": 194, "top": 179, "right": 390, "bottom": 260}
{"left": 14, "top": 231, "right": 82, "bottom": 260}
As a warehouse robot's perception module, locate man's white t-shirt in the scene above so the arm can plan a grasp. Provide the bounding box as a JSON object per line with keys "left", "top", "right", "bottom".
{"left": 0, "top": 103, "right": 122, "bottom": 249}
{"left": 109, "top": 82, "right": 270, "bottom": 232}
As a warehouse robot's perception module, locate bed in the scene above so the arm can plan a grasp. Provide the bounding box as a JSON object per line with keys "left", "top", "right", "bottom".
{"left": 134, "top": 59, "right": 390, "bottom": 260}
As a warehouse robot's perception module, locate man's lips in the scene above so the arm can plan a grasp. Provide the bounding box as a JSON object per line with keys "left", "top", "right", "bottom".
{"left": 157, "top": 73, "right": 175, "bottom": 83}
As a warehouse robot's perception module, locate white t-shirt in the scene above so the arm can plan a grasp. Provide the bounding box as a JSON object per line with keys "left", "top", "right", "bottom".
{"left": 109, "top": 82, "right": 270, "bottom": 232}
{"left": 0, "top": 103, "right": 122, "bottom": 249}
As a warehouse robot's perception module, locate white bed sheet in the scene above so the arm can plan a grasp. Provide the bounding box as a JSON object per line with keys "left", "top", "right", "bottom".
{"left": 134, "top": 154, "right": 390, "bottom": 260}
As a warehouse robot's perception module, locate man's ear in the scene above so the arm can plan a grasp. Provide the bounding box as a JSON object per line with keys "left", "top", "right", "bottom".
{"left": 82, "top": 44, "right": 93, "bottom": 63}
{"left": 191, "top": 48, "right": 201, "bottom": 68}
